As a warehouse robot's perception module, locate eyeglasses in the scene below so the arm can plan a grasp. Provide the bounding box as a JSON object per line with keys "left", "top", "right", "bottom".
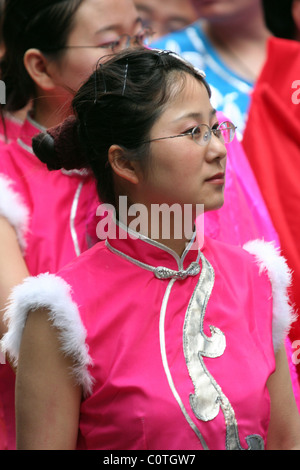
{"left": 140, "top": 121, "right": 236, "bottom": 146}
{"left": 42, "top": 28, "right": 154, "bottom": 54}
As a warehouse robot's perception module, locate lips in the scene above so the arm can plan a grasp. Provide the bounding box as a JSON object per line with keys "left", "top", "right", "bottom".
{"left": 205, "top": 172, "right": 225, "bottom": 182}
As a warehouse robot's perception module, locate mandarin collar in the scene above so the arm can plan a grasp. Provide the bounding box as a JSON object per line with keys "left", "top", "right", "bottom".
{"left": 106, "top": 217, "right": 203, "bottom": 277}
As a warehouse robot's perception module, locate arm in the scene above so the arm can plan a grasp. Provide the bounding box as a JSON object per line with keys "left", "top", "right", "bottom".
{"left": 16, "top": 307, "right": 82, "bottom": 450}
{"left": 267, "top": 345, "right": 300, "bottom": 450}
{"left": 0, "top": 216, "right": 29, "bottom": 338}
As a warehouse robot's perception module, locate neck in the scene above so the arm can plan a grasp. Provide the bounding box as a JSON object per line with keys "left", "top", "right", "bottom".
{"left": 31, "top": 93, "right": 73, "bottom": 129}
{"left": 204, "top": 14, "right": 270, "bottom": 45}
{"left": 202, "top": 2, "right": 270, "bottom": 40}
{"left": 202, "top": 11, "right": 271, "bottom": 81}
{"left": 117, "top": 202, "right": 197, "bottom": 258}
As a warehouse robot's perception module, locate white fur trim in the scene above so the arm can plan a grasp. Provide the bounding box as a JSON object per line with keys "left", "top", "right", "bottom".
{"left": 0, "top": 174, "right": 29, "bottom": 252}
{"left": 1, "top": 273, "right": 94, "bottom": 397}
{"left": 243, "top": 240, "right": 297, "bottom": 353}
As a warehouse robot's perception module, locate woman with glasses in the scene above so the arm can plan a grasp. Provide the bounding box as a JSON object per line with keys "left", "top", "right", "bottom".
{"left": 3, "top": 48, "right": 300, "bottom": 450}
{"left": 0, "top": 0, "right": 147, "bottom": 450}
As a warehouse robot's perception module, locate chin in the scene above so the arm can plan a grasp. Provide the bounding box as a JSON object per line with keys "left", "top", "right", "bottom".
{"left": 203, "top": 197, "right": 225, "bottom": 212}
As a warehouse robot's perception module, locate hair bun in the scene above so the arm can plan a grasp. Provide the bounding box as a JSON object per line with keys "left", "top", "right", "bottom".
{"left": 32, "top": 115, "right": 88, "bottom": 171}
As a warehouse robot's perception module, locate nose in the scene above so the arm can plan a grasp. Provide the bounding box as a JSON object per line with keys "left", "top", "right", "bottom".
{"left": 205, "top": 133, "right": 227, "bottom": 163}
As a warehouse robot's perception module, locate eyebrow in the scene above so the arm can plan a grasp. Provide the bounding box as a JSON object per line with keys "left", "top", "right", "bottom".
{"left": 136, "top": 4, "right": 189, "bottom": 21}
{"left": 94, "top": 17, "right": 143, "bottom": 36}
{"left": 173, "top": 109, "right": 217, "bottom": 123}
{"left": 134, "top": 4, "right": 153, "bottom": 14}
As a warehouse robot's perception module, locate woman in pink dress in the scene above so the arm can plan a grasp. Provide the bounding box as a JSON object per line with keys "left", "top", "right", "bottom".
{"left": 3, "top": 48, "right": 300, "bottom": 450}
{"left": 0, "top": 0, "right": 148, "bottom": 449}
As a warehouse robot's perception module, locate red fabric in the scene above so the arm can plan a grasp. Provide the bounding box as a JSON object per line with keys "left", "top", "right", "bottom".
{"left": 242, "top": 37, "right": 300, "bottom": 376}
{"left": 0, "top": 398, "right": 8, "bottom": 450}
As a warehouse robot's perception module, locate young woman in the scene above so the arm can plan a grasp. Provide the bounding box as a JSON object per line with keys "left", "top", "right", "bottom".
{"left": 0, "top": 0, "right": 147, "bottom": 449}
{"left": 3, "top": 48, "right": 300, "bottom": 450}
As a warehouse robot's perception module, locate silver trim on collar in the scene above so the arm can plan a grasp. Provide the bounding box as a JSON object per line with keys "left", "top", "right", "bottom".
{"left": 106, "top": 217, "right": 200, "bottom": 273}
{"left": 70, "top": 182, "right": 84, "bottom": 257}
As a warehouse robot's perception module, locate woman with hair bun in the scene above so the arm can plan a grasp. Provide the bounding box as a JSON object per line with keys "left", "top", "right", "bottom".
{"left": 0, "top": 0, "right": 27, "bottom": 143}
{"left": 0, "top": 0, "right": 147, "bottom": 450}
{"left": 3, "top": 48, "right": 300, "bottom": 450}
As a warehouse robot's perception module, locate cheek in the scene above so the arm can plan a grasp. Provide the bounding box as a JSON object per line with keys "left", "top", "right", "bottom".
{"left": 170, "top": 145, "right": 204, "bottom": 171}
{"left": 61, "top": 52, "right": 102, "bottom": 91}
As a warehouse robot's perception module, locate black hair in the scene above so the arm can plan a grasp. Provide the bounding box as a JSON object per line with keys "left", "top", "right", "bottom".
{"left": 33, "top": 48, "right": 211, "bottom": 207}
{"left": 1, "top": 0, "right": 83, "bottom": 111}
{"left": 262, "top": 0, "right": 296, "bottom": 40}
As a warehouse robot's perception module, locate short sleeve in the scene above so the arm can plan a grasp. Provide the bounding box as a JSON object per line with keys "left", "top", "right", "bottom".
{"left": 1, "top": 272, "right": 94, "bottom": 397}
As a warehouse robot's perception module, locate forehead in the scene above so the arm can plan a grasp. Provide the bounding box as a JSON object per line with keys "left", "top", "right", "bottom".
{"left": 70, "top": 0, "right": 140, "bottom": 37}
{"left": 136, "top": 0, "right": 195, "bottom": 15}
{"left": 159, "top": 73, "right": 212, "bottom": 121}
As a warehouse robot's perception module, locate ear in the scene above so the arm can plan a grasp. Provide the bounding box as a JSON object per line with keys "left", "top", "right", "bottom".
{"left": 108, "top": 145, "right": 141, "bottom": 185}
{"left": 24, "top": 48, "right": 57, "bottom": 91}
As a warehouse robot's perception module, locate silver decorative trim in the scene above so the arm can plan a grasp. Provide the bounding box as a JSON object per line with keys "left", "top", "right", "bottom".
{"left": 154, "top": 262, "right": 200, "bottom": 280}
{"left": 106, "top": 239, "right": 201, "bottom": 281}
{"left": 116, "top": 217, "right": 199, "bottom": 271}
{"left": 61, "top": 168, "right": 91, "bottom": 177}
{"left": 183, "top": 251, "right": 264, "bottom": 450}
{"left": 106, "top": 240, "right": 157, "bottom": 274}
{"left": 70, "top": 182, "right": 84, "bottom": 257}
{"left": 17, "top": 137, "right": 34, "bottom": 155}
{"left": 183, "top": 252, "right": 225, "bottom": 421}
{"left": 26, "top": 112, "right": 46, "bottom": 132}
{"left": 159, "top": 278, "right": 209, "bottom": 450}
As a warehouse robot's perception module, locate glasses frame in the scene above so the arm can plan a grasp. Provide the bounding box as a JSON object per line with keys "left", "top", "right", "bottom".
{"left": 41, "top": 28, "right": 154, "bottom": 54}
{"left": 139, "top": 121, "right": 237, "bottom": 147}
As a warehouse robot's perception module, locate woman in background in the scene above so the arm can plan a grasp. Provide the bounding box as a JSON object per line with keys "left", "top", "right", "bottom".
{"left": 0, "top": 0, "right": 147, "bottom": 449}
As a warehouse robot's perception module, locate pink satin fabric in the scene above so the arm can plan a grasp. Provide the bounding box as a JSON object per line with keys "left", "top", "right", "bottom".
{"left": 57, "top": 223, "right": 275, "bottom": 450}
{"left": 0, "top": 114, "right": 23, "bottom": 145}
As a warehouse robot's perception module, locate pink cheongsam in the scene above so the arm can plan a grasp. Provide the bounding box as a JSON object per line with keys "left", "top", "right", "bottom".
{"left": 2, "top": 220, "right": 295, "bottom": 450}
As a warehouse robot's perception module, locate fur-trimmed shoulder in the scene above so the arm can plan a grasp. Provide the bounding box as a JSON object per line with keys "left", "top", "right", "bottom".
{"left": 243, "top": 239, "right": 297, "bottom": 353}
{"left": 0, "top": 174, "right": 29, "bottom": 253}
{"left": 1, "top": 272, "right": 93, "bottom": 397}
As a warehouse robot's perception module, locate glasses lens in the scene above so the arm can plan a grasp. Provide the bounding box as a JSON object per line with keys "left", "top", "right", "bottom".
{"left": 112, "top": 29, "right": 154, "bottom": 52}
{"left": 192, "top": 125, "right": 211, "bottom": 146}
{"left": 138, "top": 28, "right": 154, "bottom": 46}
{"left": 218, "top": 121, "right": 236, "bottom": 143}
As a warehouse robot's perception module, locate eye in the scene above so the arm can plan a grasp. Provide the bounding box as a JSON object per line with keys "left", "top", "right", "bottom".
{"left": 211, "top": 122, "right": 222, "bottom": 139}
{"left": 97, "top": 40, "right": 119, "bottom": 50}
{"left": 183, "top": 127, "right": 197, "bottom": 135}
{"left": 136, "top": 27, "right": 155, "bottom": 46}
